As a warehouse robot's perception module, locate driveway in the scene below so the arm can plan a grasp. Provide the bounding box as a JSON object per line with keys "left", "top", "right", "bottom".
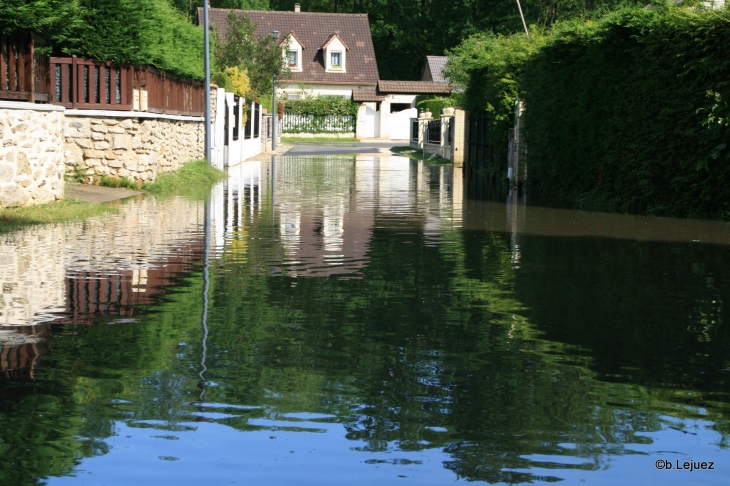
{"left": 286, "top": 140, "right": 410, "bottom": 156}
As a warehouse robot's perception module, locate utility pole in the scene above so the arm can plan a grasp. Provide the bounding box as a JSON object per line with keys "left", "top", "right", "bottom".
{"left": 203, "top": 0, "right": 212, "bottom": 162}
{"left": 271, "top": 30, "right": 279, "bottom": 152}
{"left": 516, "top": 0, "right": 530, "bottom": 39}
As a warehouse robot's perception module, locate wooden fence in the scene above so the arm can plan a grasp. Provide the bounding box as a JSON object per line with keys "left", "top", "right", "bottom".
{"left": 134, "top": 66, "right": 204, "bottom": 116}
{"left": 0, "top": 32, "right": 50, "bottom": 102}
{"left": 50, "top": 56, "right": 133, "bottom": 110}
{"left": 49, "top": 56, "right": 203, "bottom": 116}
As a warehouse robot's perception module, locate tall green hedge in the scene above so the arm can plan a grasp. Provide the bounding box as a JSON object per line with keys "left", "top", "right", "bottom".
{"left": 0, "top": 0, "right": 205, "bottom": 80}
{"left": 452, "top": 6, "right": 730, "bottom": 218}
{"left": 522, "top": 7, "right": 730, "bottom": 217}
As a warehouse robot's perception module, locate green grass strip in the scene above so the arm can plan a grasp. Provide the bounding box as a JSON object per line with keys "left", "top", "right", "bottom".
{"left": 0, "top": 198, "right": 117, "bottom": 233}
{"left": 143, "top": 160, "right": 227, "bottom": 195}
{"left": 390, "top": 146, "right": 452, "bottom": 164}
{"left": 281, "top": 137, "right": 360, "bottom": 144}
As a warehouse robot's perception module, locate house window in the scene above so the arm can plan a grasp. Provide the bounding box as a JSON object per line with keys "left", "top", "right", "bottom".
{"left": 330, "top": 51, "right": 342, "bottom": 69}
{"left": 287, "top": 50, "right": 298, "bottom": 68}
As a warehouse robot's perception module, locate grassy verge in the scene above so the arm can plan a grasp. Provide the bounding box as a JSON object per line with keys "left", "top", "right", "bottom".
{"left": 143, "top": 160, "right": 227, "bottom": 195}
{"left": 391, "top": 146, "right": 451, "bottom": 164}
{"left": 0, "top": 198, "right": 117, "bottom": 233}
{"left": 282, "top": 137, "right": 360, "bottom": 144}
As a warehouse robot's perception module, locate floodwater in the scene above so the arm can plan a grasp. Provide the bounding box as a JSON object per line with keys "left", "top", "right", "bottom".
{"left": 1, "top": 154, "right": 729, "bottom": 485}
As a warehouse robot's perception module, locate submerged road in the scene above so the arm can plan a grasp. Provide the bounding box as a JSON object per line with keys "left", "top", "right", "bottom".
{"left": 286, "top": 140, "right": 409, "bottom": 156}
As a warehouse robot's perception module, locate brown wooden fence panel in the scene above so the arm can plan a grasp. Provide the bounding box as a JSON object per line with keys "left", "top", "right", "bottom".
{"left": 0, "top": 32, "right": 50, "bottom": 102}
{"left": 49, "top": 56, "right": 202, "bottom": 115}
{"left": 50, "top": 56, "right": 133, "bottom": 110}
{"left": 133, "top": 66, "right": 203, "bottom": 117}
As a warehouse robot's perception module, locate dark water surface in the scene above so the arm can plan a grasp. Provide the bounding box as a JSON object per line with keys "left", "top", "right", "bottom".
{"left": 1, "top": 155, "right": 729, "bottom": 485}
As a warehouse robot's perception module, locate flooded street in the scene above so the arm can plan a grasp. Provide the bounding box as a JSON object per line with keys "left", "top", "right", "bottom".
{"left": 1, "top": 153, "right": 729, "bottom": 485}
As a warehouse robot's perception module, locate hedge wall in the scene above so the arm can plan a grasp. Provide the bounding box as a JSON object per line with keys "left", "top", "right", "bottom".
{"left": 454, "top": 6, "right": 730, "bottom": 218}
{"left": 522, "top": 7, "right": 730, "bottom": 218}
{"left": 0, "top": 0, "right": 205, "bottom": 80}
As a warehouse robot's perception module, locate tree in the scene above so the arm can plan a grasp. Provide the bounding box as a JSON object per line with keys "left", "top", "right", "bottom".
{"left": 214, "top": 11, "right": 290, "bottom": 98}
{"left": 170, "top": 0, "right": 270, "bottom": 21}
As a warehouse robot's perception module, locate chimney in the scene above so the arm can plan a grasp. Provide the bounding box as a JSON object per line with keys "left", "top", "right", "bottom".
{"left": 294, "top": 3, "right": 301, "bottom": 12}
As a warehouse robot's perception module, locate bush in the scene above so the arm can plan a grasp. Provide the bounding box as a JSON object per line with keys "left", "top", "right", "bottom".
{"left": 282, "top": 97, "right": 358, "bottom": 117}
{"left": 415, "top": 94, "right": 464, "bottom": 116}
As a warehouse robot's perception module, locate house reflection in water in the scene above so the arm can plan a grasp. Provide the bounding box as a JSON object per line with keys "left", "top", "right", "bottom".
{"left": 211, "top": 155, "right": 463, "bottom": 278}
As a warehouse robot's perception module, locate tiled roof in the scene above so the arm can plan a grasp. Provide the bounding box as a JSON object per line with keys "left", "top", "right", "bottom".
{"left": 321, "top": 33, "right": 349, "bottom": 51}
{"left": 425, "top": 56, "right": 448, "bottom": 83}
{"left": 199, "top": 8, "right": 379, "bottom": 86}
{"left": 352, "top": 88, "right": 385, "bottom": 102}
{"left": 280, "top": 31, "right": 305, "bottom": 49}
{"left": 377, "top": 80, "right": 452, "bottom": 95}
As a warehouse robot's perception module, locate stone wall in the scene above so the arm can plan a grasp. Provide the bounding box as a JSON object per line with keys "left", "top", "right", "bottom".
{"left": 63, "top": 114, "right": 204, "bottom": 183}
{"left": 0, "top": 103, "right": 65, "bottom": 207}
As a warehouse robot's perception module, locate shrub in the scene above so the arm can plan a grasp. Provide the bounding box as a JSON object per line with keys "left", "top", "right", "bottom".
{"left": 282, "top": 97, "right": 358, "bottom": 117}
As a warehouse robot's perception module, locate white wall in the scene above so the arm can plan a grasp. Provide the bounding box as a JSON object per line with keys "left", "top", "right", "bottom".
{"left": 210, "top": 89, "right": 263, "bottom": 169}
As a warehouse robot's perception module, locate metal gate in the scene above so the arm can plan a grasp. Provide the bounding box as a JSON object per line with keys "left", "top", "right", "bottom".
{"left": 467, "top": 112, "right": 491, "bottom": 171}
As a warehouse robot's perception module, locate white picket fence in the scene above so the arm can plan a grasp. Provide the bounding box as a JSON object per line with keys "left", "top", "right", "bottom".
{"left": 281, "top": 113, "right": 355, "bottom": 133}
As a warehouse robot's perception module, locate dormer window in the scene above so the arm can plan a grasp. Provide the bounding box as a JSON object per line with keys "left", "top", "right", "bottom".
{"left": 282, "top": 32, "right": 304, "bottom": 72}
{"left": 322, "top": 34, "right": 349, "bottom": 73}
{"left": 287, "top": 50, "right": 298, "bottom": 68}
{"left": 330, "top": 52, "right": 342, "bottom": 69}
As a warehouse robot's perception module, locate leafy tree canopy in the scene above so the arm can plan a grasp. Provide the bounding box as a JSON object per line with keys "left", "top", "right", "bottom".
{"left": 214, "top": 11, "right": 290, "bottom": 98}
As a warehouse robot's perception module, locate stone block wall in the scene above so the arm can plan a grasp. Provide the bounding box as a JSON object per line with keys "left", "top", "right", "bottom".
{"left": 0, "top": 104, "right": 65, "bottom": 207}
{"left": 63, "top": 114, "right": 204, "bottom": 183}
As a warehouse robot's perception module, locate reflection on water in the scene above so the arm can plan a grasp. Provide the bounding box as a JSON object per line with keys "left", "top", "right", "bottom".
{"left": 0, "top": 154, "right": 729, "bottom": 485}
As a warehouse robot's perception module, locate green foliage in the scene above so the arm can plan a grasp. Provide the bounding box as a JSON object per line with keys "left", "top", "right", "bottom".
{"left": 282, "top": 97, "right": 359, "bottom": 117}
{"left": 415, "top": 94, "right": 463, "bottom": 115}
{"left": 212, "top": 70, "right": 235, "bottom": 93}
{"left": 99, "top": 175, "right": 143, "bottom": 191}
{"left": 1, "top": 0, "right": 206, "bottom": 80}
{"left": 391, "top": 146, "right": 452, "bottom": 163}
{"left": 67, "top": 0, "right": 205, "bottom": 79}
{"left": 520, "top": 6, "right": 730, "bottom": 218}
{"left": 0, "top": 0, "right": 83, "bottom": 38}
{"left": 215, "top": 11, "right": 290, "bottom": 98}
{"left": 170, "top": 0, "right": 270, "bottom": 20}
{"left": 445, "top": 30, "right": 544, "bottom": 173}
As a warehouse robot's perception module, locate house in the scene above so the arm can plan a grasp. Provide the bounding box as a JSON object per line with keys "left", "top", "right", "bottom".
{"left": 421, "top": 56, "right": 448, "bottom": 82}
{"left": 353, "top": 80, "right": 451, "bottom": 139}
{"left": 200, "top": 4, "right": 380, "bottom": 100}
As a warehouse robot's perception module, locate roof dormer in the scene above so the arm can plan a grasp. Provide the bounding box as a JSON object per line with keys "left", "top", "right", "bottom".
{"left": 282, "top": 32, "right": 305, "bottom": 72}
{"left": 322, "top": 34, "right": 349, "bottom": 73}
